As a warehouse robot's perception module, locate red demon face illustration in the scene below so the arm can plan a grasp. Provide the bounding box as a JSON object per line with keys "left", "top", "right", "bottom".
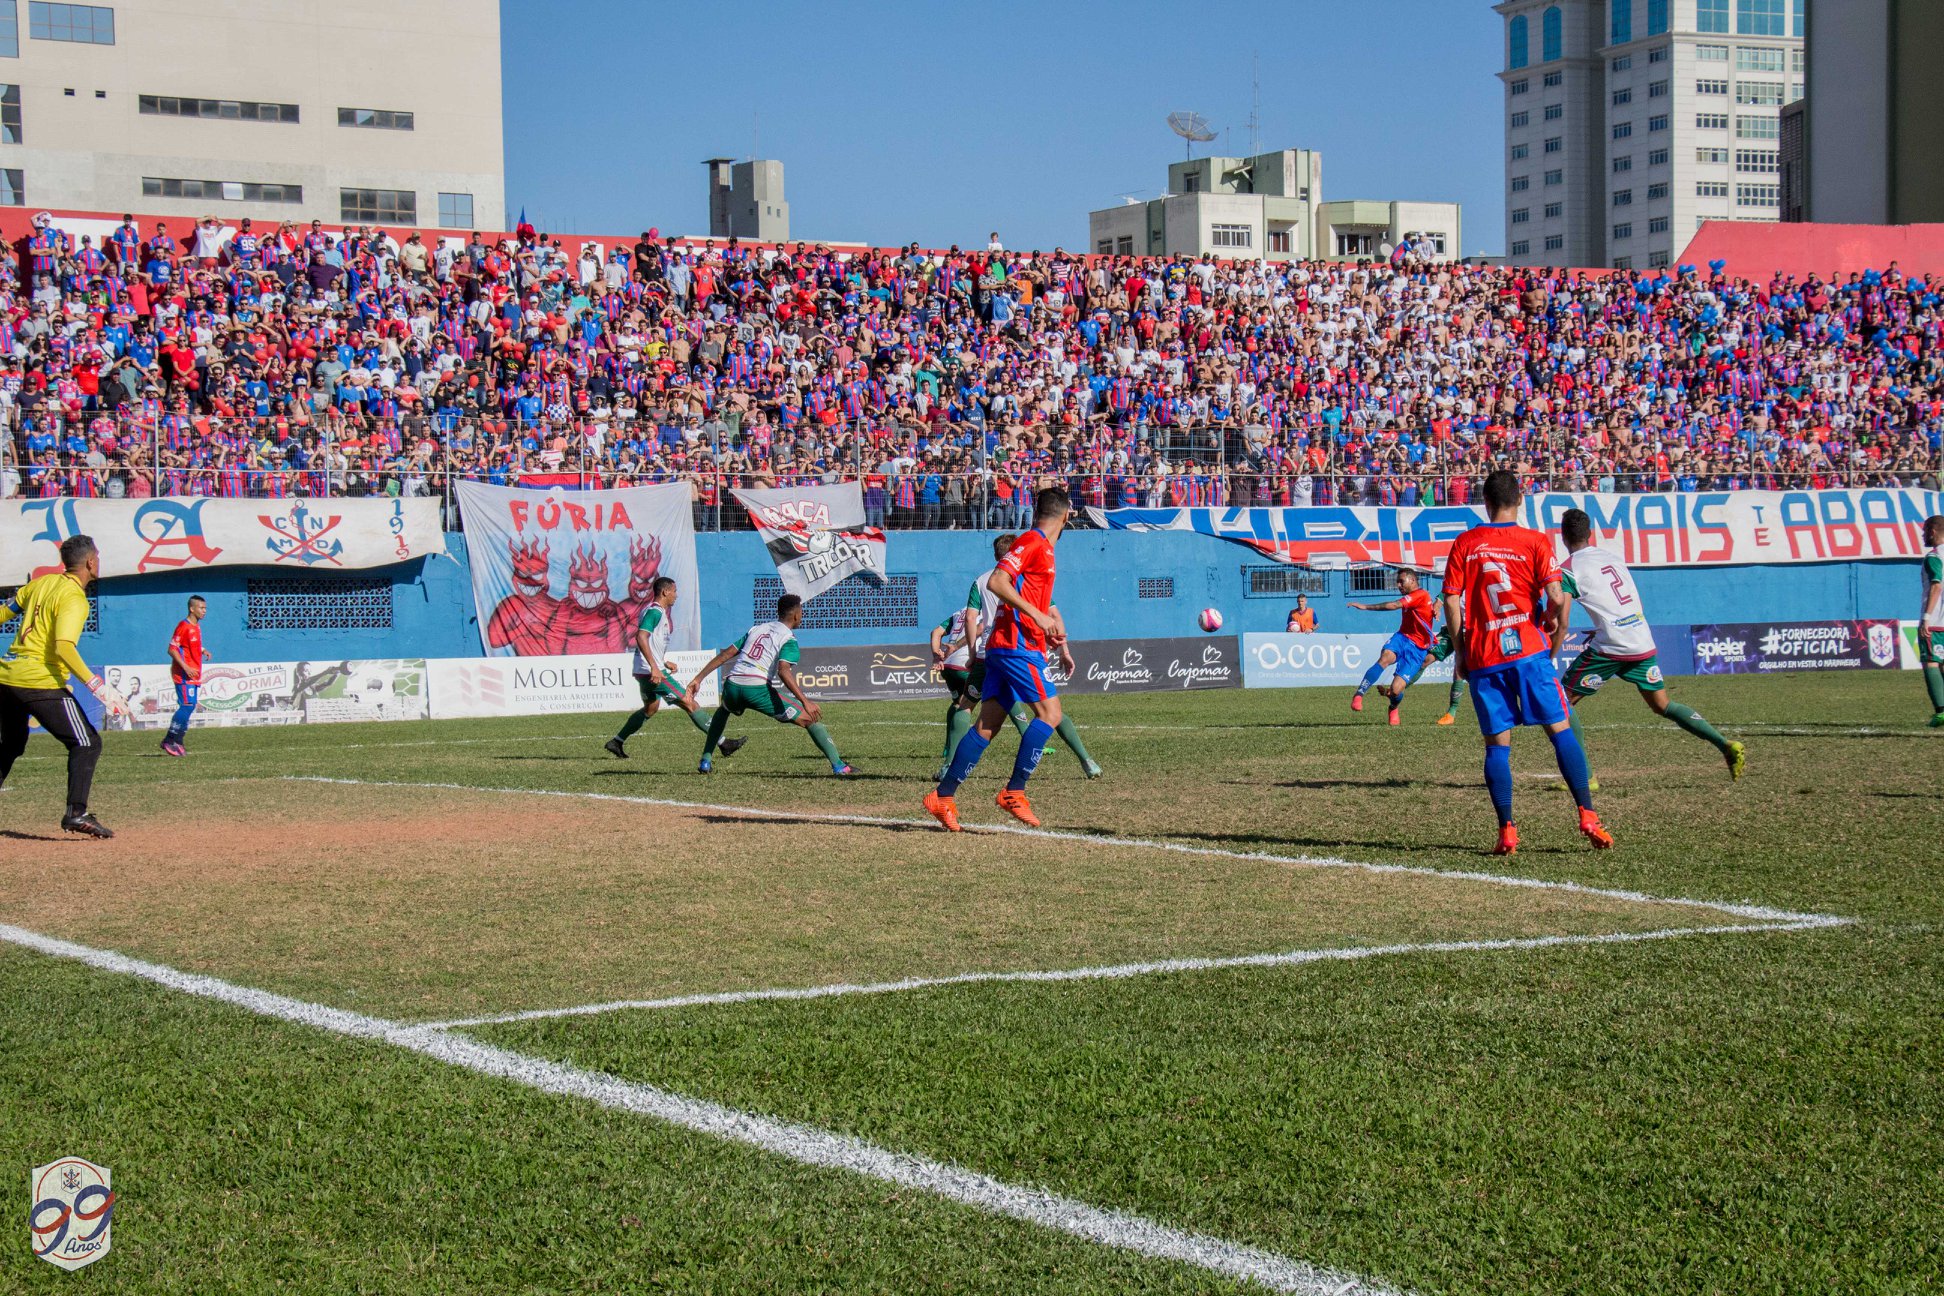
{"left": 568, "top": 546, "right": 610, "bottom": 610}
{"left": 510, "top": 537, "right": 550, "bottom": 596}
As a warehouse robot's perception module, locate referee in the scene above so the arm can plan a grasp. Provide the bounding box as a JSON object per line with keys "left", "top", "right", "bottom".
{"left": 0, "top": 534, "right": 127, "bottom": 838}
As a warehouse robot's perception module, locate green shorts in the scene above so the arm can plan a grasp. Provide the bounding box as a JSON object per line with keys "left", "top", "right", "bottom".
{"left": 1563, "top": 647, "right": 1664, "bottom": 697}
{"left": 967, "top": 659, "right": 987, "bottom": 700}
{"left": 721, "top": 679, "right": 803, "bottom": 723}
{"left": 942, "top": 666, "right": 972, "bottom": 703}
{"left": 1921, "top": 627, "right": 1944, "bottom": 666}
{"left": 635, "top": 674, "right": 687, "bottom": 707}
{"left": 1426, "top": 634, "right": 1456, "bottom": 665}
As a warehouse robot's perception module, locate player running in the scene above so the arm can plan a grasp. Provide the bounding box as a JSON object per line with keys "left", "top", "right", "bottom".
{"left": 925, "top": 487, "right": 1073, "bottom": 831}
{"left": 161, "top": 595, "right": 208, "bottom": 756}
{"left": 686, "top": 594, "right": 851, "bottom": 776}
{"left": 606, "top": 576, "right": 745, "bottom": 761}
{"left": 1348, "top": 570, "right": 1438, "bottom": 725}
{"left": 1442, "top": 472, "right": 1611, "bottom": 856}
{"left": 1920, "top": 515, "right": 1944, "bottom": 727}
{"left": 0, "top": 534, "right": 127, "bottom": 838}
{"left": 1399, "top": 615, "right": 1468, "bottom": 726}
{"left": 1557, "top": 508, "right": 1745, "bottom": 778}
{"left": 929, "top": 601, "right": 978, "bottom": 780}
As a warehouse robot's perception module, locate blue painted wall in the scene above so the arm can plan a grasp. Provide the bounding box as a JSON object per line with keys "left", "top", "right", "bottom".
{"left": 77, "top": 529, "right": 1926, "bottom": 668}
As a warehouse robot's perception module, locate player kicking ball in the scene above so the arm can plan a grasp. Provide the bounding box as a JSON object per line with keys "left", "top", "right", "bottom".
{"left": 606, "top": 576, "right": 745, "bottom": 762}
{"left": 1443, "top": 472, "right": 1612, "bottom": 856}
{"left": 686, "top": 594, "right": 851, "bottom": 776}
{"left": 1400, "top": 616, "right": 1467, "bottom": 725}
{"left": 1557, "top": 508, "right": 1744, "bottom": 779}
{"left": 925, "top": 488, "right": 1074, "bottom": 831}
{"left": 1348, "top": 570, "right": 1438, "bottom": 726}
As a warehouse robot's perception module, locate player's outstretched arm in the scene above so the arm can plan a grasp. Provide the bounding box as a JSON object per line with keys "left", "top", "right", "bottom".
{"left": 1348, "top": 598, "right": 1405, "bottom": 612}
{"left": 687, "top": 645, "right": 738, "bottom": 699}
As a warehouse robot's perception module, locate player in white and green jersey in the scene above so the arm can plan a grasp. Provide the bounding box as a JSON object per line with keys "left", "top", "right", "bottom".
{"left": 1557, "top": 508, "right": 1744, "bottom": 779}
{"left": 950, "top": 534, "right": 1101, "bottom": 781}
{"left": 685, "top": 593, "right": 851, "bottom": 775}
{"left": 930, "top": 603, "right": 976, "bottom": 773}
{"left": 1919, "top": 515, "right": 1944, "bottom": 727}
{"left": 1399, "top": 599, "right": 1468, "bottom": 726}
{"left": 606, "top": 576, "right": 745, "bottom": 760}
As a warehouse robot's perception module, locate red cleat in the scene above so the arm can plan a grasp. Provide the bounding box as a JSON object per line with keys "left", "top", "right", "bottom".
{"left": 1387, "top": 707, "right": 1402, "bottom": 727}
{"left": 1578, "top": 807, "right": 1615, "bottom": 850}
{"left": 1492, "top": 823, "right": 1520, "bottom": 856}
{"left": 1350, "top": 693, "right": 1365, "bottom": 713}
{"left": 922, "top": 790, "right": 962, "bottom": 833}
{"left": 994, "top": 788, "right": 1040, "bottom": 828}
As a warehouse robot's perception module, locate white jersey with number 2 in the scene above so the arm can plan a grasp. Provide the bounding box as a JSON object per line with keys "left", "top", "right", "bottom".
{"left": 1562, "top": 545, "right": 1657, "bottom": 660}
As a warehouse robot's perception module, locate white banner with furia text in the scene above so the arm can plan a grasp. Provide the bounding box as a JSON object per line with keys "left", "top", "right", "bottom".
{"left": 0, "top": 496, "right": 444, "bottom": 584}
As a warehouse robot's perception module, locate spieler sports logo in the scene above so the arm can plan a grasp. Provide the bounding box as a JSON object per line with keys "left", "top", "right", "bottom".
{"left": 30, "top": 1158, "right": 115, "bottom": 1270}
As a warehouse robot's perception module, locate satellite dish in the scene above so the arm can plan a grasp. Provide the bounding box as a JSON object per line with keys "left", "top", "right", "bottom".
{"left": 1167, "top": 110, "right": 1217, "bottom": 159}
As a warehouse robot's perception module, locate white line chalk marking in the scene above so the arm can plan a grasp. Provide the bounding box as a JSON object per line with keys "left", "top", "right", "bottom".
{"left": 0, "top": 922, "right": 1404, "bottom": 1296}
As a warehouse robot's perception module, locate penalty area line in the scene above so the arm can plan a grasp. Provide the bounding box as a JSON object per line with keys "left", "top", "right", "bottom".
{"left": 0, "top": 922, "right": 1405, "bottom": 1296}
{"left": 275, "top": 775, "right": 1851, "bottom": 928}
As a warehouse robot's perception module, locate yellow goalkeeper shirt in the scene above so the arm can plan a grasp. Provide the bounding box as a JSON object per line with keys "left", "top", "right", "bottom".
{"left": 0, "top": 572, "right": 93, "bottom": 690}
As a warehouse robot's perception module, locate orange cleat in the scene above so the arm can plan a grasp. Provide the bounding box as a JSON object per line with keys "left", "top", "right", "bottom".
{"left": 994, "top": 788, "right": 1040, "bottom": 828}
{"left": 1492, "top": 823, "right": 1520, "bottom": 856}
{"left": 923, "top": 790, "right": 962, "bottom": 833}
{"left": 1578, "top": 807, "right": 1615, "bottom": 850}
{"left": 1387, "top": 707, "right": 1402, "bottom": 727}
{"left": 1436, "top": 713, "right": 1456, "bottom": 726}
{"left": 1350, "top": 692, "right": 1365, "bottom": 713}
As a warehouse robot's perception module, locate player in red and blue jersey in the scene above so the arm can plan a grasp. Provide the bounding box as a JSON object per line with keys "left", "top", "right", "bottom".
{"left": 1348, "top": 569, "right": 1437, "bottom": 726}
{"left": 1443, "top": 471, "right": 1612, "bottom": 855}
{"left": 925, "top": 487, "right": 1074, "bottom": 832}
{"left": 162, "top": 596, "right": 208, "bottom": 757}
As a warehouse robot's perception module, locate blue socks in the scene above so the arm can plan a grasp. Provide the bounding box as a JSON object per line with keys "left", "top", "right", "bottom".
{"left": 1007, "top": 719, "right": 1053, "bottom": 792}
{"left": 1356, "top": 660, "right": 1387, "bottom": 693}
{"left": 165, "top": 704, "right": 194, "bottom": 745}
{"left": 937, "top": 729, "right": 990, "bottom": 796}
{"left": 1484, "top": 745, "right": 1514, "bottom": 827}
{"left": 1547, "top": 725, "right": 1595, "bottom": 810}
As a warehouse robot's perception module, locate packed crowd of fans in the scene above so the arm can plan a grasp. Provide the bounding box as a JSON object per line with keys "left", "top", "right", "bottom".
{"left": 1, "top": 209, "right": 1938, "bottom": 526}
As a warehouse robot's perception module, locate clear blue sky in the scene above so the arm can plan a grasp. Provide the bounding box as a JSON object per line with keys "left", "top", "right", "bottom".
{"left": 501, "top": 0, "right": 1504, "bottom": 255}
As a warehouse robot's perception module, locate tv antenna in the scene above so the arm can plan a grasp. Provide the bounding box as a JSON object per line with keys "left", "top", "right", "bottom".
{"left": 1247, "top": 54, "right": 1261, "bottom": 155}
{"left": 1167, "top": 110, "right": 1216, "bottom": 160}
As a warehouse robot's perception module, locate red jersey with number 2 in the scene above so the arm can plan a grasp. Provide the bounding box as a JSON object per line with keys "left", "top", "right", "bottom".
{"left": 169, "top": 619, "right": 204, "bottom": 683}
{"left": 1442, "top": 522, "right": 1560, "bottom": 673}
{"left": 988, "top": 528, "right": 1056, "bottom": 655}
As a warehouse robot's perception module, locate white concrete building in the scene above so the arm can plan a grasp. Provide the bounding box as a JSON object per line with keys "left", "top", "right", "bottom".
{"left": 1497, "top": 0, "right": 1802, "bottom": 269}
{"left": 0, "top": 0, "right": 505, "bottom": 228}
{"left": 704, "top": 157, "right": 788, "bottom": 243}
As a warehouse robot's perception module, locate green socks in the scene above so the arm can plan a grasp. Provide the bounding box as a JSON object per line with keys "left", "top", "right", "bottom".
{"left": 1926, "top": 663, "right": 1944, "bottom": 714}
{"left": 942, "top": 703, "right": 972, "bottom": 761}
{"left": 686, "top": 706, "right": 714, "bottom": 735}
{"left": 1006, "top": 704, "right": 1032, "bottom": 737}
{"left": 1448, "top": 678, "right": 1465, "bottom": 714}
{"left": 1054, "top": 716, "right": 1093, "bottom": 765}
{"left": 615, "top": 709, "right": 647, "bottom": 742}
{"left": 806, "top": 722, "right": 843, "bottom": 767}
{"left": 701, "top": 706, "right": 730, "bottom": 757}
{"left": 1665, "top": 701, "right": 1732, "bottom": 755}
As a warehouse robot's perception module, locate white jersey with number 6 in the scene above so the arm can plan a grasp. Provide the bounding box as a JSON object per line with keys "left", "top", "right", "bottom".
{"left": 726, "top": 620, "right": 799, "bottom": 686}
{"left": 1562, "top": 545, "right": 1657, "bottom": 660}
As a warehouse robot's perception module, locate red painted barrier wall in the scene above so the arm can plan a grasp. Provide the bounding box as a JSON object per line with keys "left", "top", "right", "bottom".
{"left": 1678, "top": 220, "right": 1944, "bottom": 279}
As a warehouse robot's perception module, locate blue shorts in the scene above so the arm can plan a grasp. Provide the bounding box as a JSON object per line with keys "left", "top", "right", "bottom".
{"left": 1383, "top": 634, "right": 1429, "bottom": 683}
{"left": 982, "top": 648, "right": 1056, "bottom": 709}
{"left": 174, "top": 682, "right": 199, "bottom": 709}
{"left": 1469, "top": 653, "right": 1570, "bottom": 736}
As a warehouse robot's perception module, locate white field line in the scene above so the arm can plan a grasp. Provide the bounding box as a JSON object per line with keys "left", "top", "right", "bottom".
{"left": 279, "top": 775, "right": 1846, "bottom": 927}
{"left": 0, "top": 923, "right": 1403, "bottom": 1296}
{"left": 861, "top": 720, "right": 1907, "bottom": 735}
{"left": 422, "top": 921, "right": 1833, "bottom": 1030}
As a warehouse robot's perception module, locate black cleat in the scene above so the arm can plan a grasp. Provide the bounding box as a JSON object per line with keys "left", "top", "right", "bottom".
{"left": 604, "top": 737, "right": 628, "bottom": 759}
{"left": 719, "top": 736, "right": 748, "bottom": 757}
{"left": 61, "top": 812, "right": 114, "bottom": 839}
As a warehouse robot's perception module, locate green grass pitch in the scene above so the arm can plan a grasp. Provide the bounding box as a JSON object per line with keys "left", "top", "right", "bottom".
{"left": 1, "top": 671, "right": 1938, "bottom": 1293}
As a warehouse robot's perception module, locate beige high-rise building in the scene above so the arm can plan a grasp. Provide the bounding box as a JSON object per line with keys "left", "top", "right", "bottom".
{"left": 0, "top": 0, "right": 504, "bottom": 228}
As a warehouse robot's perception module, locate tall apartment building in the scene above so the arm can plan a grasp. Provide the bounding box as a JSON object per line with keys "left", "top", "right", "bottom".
{"left": 0, "top": 0, "right": 505, "bottom": 229}
{"left": 1497, "top": 0, "right": 1803, "bottom": 269}
{"left": 1796, "top": 0, "right": 1944, "bottom": 225}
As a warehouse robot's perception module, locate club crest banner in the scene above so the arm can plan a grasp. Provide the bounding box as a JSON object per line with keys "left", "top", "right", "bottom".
{"left": 731, "top": 482, "right": 887, "bottom": 602}
{"left": 1092, "top": 488, "right": 1944, "bottom": 570}
{"left": 0, "top": 496, "right": 443, "bottom": 584}
{"left": 456, "top": 481, "right": 699, "bottom": 657}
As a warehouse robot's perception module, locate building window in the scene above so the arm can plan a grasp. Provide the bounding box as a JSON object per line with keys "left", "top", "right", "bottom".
{"left": 1648, "top": 114, "right": 1668, "bottom": 131}
{"left": 1612, "top": 55, "right": 1632, "bottom": 72}
{"left": 1210, "top": 223, "right": 1252, "bottom": 249}
{"left": 0, "top": 83, "right": 16, "bottom": 142}
{"left": 1647, "top": 0, "right": 1669, "bottom": 35}
{"left": 341, "top": 187, "right": 416, "bottom": 223}
{"left": 1335, "top": 232, "right": 1376, "bottom": 256}
{"left": 0, "top": 166, "right": 20, "bottom": 204}
{"left": 1789, "top": 48, "right": 1804, "bottom": 73}
{"left": 1509, "top": 76, "right": 1529, "bottom": 95}
{"left": 1614, "top": 255, "right": 1632, "bottom": 270}
{"left": 1697, "top": 79, "right": 1728, "bottom": 95}
{"left": 1698, "top": 44, "right": 1728, "bottom": 61}
{"left": 1737, "top": 47, "right": 1784, "bottom": 72}
{"left": 1508, "top": 14, "right": 1528, "bottom": 69}
{"left": 1511, "top": 175, "right": 1530, "bottom": 192}
{"left": 27, "top": 1, "right": 110, "bottom": 43}
{"left": 1613, "top": 156, "right": 1633, "bottom": 173}
{"left": 1543, "top": 70, "right": 1562, "bottom": 87}
{"left": 1510, "top": 239, "right": 1530, "bottom": 256}
{"left": 1096, "top": 240, "right": 1112, "bottom": 255}
{"left": 1511, "top": 143, "right": 1529, "bottom": 160}
{"left": 1736, "top": 82, "right": 1783, "bottom": 105}
{"left": 1511, "top": 207, "right": 1530, "bottom": 224}
{"left": 1648, "top": 45, "right": 1668, "bottom": 62}
{"left": 1697, "top": 181, "right": 1729, "bottom": 197}
{"left": 1613, "top": 223, "right": 1633, "bottom": 240}
{"left": 1611, "top": 0, "right": 1631, "bottom": 45}
{"left": 1649, "top": 215, "right": 1670, "bottom": 233}
{"left": 1612, "top": 88, "right": 1632, "bottom": 106}
{"left": 1696, "top": 113, "right": 1729, "bottom": 129}
{"left": 1736, "top": 0, "right": 1784, "bottom": 36}
{"left": 1698, "top": 0, "right": 1728, "bottom": 33}
{"left": 1545, "top": 136, "right": 1563, "bottom": 152}
{"left": 338, "top": 107, "right": 414, "bottom": 131}
{"left": 0, "top": 1, "right": 15, "bottom": 58}
{"left": 1511, "top": 110, "right": 1529, "bottom": 128}
{"left": 1612, "top": 122, "right": 1632, "bottom": 139}
{"left": 1116, "top": 236, "right": 1132, "bottom": 255}
{"left": 1544, "top": 234, "right": 1564, "bottom": 251}
{"left": 1736, "top": 182, "right": 1779, "bottom": 206}
{"left": 1737, "top": 115, "right": 1780, "bottom": 139}
{"left": 1649, "top": 249, "right": 1670, "bottom": 267}
{"left": 1541, "top": 5, "right": 1561, "bottom": 62}
{"left": 1267, "top": 229, "right": 1292, "bottom": 253}
{"left": 1544, "top": 168, "right": 1563, "bottom": 185}
{"left": 1697, "top": 148, "right": 1729, "bottom": 164}
{"left": 437, "top": 191, "right": 473, "bottom": 228}
{"left": 142, "top": 176, "right": 303, "bottom": 203}
{"left": 1613, "top": 189, "right": 1633, "bottom": 207}
{"left": 1735, "top": 148, "right": 1779, "bottom": 172}
{"left": 1544, "top": 201, "right": 1563, "bottom": 219}
{"left": 1648, "top": 79, "right": 1669, "bottom": 97}
{"left": 1544, "top": 103, "right": 1562, "bottom": 120}
{"left": 1648, "top": 147, "right": 1669, "bottom": 165}
{"left": 139, "top": 95, "right": 298, "bottom": 123}
{"left": 1647, "top": 181, "right": 1669, "bottom": 199}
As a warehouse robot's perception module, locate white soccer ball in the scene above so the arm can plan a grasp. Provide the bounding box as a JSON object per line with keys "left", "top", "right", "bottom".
{"left": 1198, "top": 608, "right": 1224, "bottom": 633}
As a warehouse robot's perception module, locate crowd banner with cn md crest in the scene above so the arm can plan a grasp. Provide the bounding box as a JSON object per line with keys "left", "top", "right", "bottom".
{"left": 0, "top": 496, "right": 443, "bottom": 584}
{"left": 1097, "top": 488, "right": 1943, "bottom": 569}
{"left": 455, "top": 481, "right": 700, "bottom": 657}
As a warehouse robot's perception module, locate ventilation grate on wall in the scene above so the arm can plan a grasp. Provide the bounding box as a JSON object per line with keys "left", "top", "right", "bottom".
{"left": 246, "top": 576, "right": 394, "bottom": 631}
{"left": 752, "top": 574, "right": 919, "bottom": 630}
{"left": 1, "top": 583, "right": 99, "bottom": 631}
{"left": 1241, "top": 566, "right": 1328, "bottom": 598}
{"left": 1348, "top": 567, "right": 1396, "bottom": 594}
{"left": 1136, "top": 577, "right": 1175, "bottom": 599}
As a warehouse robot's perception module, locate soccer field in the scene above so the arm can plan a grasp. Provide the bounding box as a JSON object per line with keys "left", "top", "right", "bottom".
{"left": 2, "top": 672, "right": 1938, "bottom": 1294}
